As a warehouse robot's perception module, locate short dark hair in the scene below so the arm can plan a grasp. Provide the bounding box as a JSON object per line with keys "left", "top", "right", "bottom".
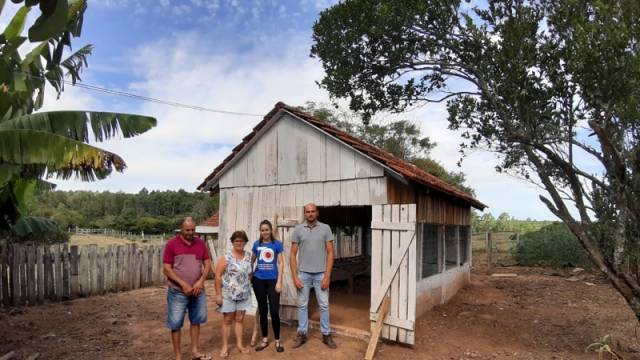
{"left": 230, "top": 230, "right": 249, "bottom": 243}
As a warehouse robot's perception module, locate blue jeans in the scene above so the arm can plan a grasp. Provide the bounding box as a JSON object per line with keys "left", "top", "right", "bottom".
{"left": 166, "top": 287, "right": 208, "bottom": 330}
{"left": 297, "top": 271, "right": 330, "bottom": 335}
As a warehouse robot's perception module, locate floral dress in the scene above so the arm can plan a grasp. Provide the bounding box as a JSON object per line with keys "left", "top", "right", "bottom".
{"left": 222, "top": 250, "right": 252, "bottom": 301}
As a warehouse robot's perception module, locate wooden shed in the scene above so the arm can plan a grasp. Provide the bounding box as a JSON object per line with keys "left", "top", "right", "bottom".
{"left": 198, "top": 102, "right": 486, "bottom": 345}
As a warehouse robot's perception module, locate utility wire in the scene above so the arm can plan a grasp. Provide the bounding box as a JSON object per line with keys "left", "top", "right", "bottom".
{"left": 16, "top": 70, "right": 264, "bottom": 117}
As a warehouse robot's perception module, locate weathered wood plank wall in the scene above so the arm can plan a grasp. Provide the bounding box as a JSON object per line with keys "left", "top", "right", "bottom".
{"left": 386, "top": 176, "right": 472, "bottom": 226}
{"left": 0, "top": 243, "right": 179, "bottom": 307}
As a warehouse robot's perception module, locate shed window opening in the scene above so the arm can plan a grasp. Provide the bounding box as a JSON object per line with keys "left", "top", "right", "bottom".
{"left": 459, "top": 226, "right": 470, "bottom": 265}
{"left": 445, "top": 226, "right": 458, "bottom": 270}
{"left": 420, "top": 224, "right": 440, "bottom": 278}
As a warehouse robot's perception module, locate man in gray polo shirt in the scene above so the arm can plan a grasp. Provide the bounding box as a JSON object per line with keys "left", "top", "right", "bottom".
{"left": 290, "top": 203, "right": 337, "bottom": 349}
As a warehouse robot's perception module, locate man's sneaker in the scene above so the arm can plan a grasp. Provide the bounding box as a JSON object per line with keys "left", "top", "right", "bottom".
{"left": 322, "top": 334, "right": 337, "bottom": 349}
{"left": 292, "top": 332, "right": 307, "bottom": 349}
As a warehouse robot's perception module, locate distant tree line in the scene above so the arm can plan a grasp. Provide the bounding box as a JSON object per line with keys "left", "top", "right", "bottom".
{"left": 472, "top": 212, "right": 555, "bottom": 234}
{"left": 26, "top": 189, "right": 218, "bottom": 234}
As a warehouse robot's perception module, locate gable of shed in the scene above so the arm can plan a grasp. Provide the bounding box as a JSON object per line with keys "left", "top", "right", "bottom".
{"left": 218, "top": 112, "right": 385, "bottom": 189}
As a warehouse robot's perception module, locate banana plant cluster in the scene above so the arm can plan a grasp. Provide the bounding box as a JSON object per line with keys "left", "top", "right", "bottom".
{"left": 0, "top": 0, "right": 157, "bottom": 239}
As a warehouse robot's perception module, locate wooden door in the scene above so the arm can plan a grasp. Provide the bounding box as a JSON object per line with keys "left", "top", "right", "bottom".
{"left": 370, "top": 204, "right": 417, "bottom": 345}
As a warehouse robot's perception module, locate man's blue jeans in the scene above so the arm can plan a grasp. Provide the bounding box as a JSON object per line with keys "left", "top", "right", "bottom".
{"left": 297, "top": 271, "right": 331, "bottom": 335}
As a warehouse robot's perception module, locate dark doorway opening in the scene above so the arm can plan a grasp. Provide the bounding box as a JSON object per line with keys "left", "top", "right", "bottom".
{"left": 307, "top": 205, "right": 372, "bottom": 331}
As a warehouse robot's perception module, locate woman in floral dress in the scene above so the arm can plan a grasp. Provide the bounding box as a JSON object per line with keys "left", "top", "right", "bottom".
{"left": 214, "top": 230, "right": 252, "bottom": 358}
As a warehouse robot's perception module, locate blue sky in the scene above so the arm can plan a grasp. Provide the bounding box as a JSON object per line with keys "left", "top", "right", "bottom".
{"left": 1, "top": 0, "right": 565, "bottom": 220}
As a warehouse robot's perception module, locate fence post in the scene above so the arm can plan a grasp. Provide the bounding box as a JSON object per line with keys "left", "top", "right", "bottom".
{"left": 69, "top": 246, "right": 79, "bottom": 299}
{"left": 486, "top": 232, "right": 493, "bottom": 274}
{"left": 1, "top": 245, "right": 10, "bottom": 307}
{"left": 27, "top": 245, "right": 36, "bottom": 305}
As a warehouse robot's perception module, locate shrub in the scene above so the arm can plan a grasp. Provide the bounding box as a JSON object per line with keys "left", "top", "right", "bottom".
{"left": 513, "top": 222, "right": 591, "bottom": 268}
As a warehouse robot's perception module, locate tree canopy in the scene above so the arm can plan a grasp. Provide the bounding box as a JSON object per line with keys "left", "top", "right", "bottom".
{"left": 28, "top": 189, "right": 218, "bottom": 235}
{"left": 312, "top": 0, "right": 640, "bottom": 321}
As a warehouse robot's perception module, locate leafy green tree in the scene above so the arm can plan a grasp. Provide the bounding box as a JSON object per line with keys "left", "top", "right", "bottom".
{"left": 311, "top": 0, "right": 640, "bottom": 320}
{"left": 514, "top": 223, "right": 591, "bottom": 268}
{"left": 30, "top": 189, "right": 218, "bottom": 233}
{"left": 0, "top": 0, "right": 157, "bottom": 241}
{"left": 303, "top": 102, "right": 473, "bottom": 194}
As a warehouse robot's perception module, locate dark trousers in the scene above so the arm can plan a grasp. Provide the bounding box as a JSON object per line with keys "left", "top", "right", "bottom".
{"left": 252, "top": 277, "right": 281, "bottom": 339}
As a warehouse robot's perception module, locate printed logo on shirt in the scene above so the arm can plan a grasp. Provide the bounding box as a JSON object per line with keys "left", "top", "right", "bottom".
{"left": 258, "top": 246, "right": 275, "bottom": 263}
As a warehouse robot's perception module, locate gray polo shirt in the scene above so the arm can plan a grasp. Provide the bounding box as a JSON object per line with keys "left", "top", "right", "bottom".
{"left": 292, "top": 220, "right": 333, "bottom": 273}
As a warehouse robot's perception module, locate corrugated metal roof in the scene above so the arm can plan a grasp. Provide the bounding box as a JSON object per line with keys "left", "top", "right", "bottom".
{"left": 198, "top": 102, "right": 486, "bottom": 210}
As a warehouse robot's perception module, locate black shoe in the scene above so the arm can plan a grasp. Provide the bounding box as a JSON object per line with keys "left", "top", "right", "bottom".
{"left": 322, "top": 334, "right": 337, "bottom": 349}
{"left": 292, "top": 332, "right": 307, "bottom": 349}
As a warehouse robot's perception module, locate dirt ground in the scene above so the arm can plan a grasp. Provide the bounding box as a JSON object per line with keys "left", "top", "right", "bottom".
{"left": 1, "top": 266, "right": 638, "bottom": 360}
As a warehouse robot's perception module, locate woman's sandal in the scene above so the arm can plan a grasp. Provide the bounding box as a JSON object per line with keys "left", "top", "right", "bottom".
{"left": 219, "top": 349, "right": 229, "bottom": 359}
{"left": 255, "top": 339, "right": 269, "bottom": 352}
{"left": 275, "top": 340, "right": 285, "bottom": 353}
{"left": 191, "top": 354, "right": 212, "bottom": 360}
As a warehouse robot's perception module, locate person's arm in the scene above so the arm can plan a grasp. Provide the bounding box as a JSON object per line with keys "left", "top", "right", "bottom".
{"left": 290, "top": 243, "right": 303, "bottom": 289}
{"left": 163, "top": 264, "right": 194, "bottom": 295}
{"left": 276, "top": 252, "right": 284, "bottom": 293}
{"left": 321, "top": 230, "right": 335, "bottom": 290}
{"left": 192, "top": 258, "right": 212, "bottom": 296}
{"left": 214, "top": 256, "right": 226, "bottom": 306}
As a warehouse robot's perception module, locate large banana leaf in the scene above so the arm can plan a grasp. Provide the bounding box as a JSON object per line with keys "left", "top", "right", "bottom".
{"left": 0, "top": 128, "right": 128, "bottom": 181}
{"left": 0, "top": 111, "right": 157, "bottom": 142}
{"left": 12, "top": 216, "right": 59, "bottom": 237}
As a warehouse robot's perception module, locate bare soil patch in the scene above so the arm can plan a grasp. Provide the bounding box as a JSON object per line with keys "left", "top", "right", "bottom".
{"left": 1, "top": 267, "right": 638, "bottom": 360}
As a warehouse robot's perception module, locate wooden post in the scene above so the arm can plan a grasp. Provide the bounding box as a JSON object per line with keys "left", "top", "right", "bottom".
{"left": 69, "top": 246, "right": 79, "bottom": 298}
{"left": 96, "top": 247, "right": 105, "bottom": 294}
{"left": 364, "top": 298, "right": 391, "bottom": 360}
{"left": 486, "top": 232, "right": 493, "bottom": 274}
{"left": 133, "top": 245, "right": 141, "bottom": 289}
{"left": 43, "top": 246, "right": 53, "bottom": 301}
{"left": 11, "top": 245, "right": 21, "bottom": 306}
{"left": 0, "top": 245, "right": 9, "bottom": 307}
{"left": 53, "top": 245, "right": 63, "bottom": 301}
{"left": 104, "top": 246, "right": 113, "bottom": 293}
{"left": 62, "top": 244, "right": 70, "bottom": 299}
{"left": 90, "top": 245, "right": 98, "bottom": 295}
{"left": 36, "top": 246, "right": 44, "bottom": 304}
{"left": 27, "top": 245, "right": 36, "bottom": 305}
{"left": 117, "top": 246, "right": 124, "bottom": 291}
{"left": 19, "top": 246, "right": 27, "bottom": 305}
{"left": 78, "top": 246, "right": 88, "bottom": 296}
{"left": 110, "top": 245, "right": 117, "bottom": 292}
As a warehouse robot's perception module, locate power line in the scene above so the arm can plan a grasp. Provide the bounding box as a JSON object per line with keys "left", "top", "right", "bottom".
{"left": 16, "top": 70, "right": 264, "bottom": 117}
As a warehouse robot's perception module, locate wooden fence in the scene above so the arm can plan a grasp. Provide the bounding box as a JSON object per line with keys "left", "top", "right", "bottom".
{"left": 72, "top": 227, "right": 167, "bottom": 242}
{"left": 472, "top": 232, "right": 520, "bottom": 270}
{"left": 0, "top": 243, "right": 167, "bottom": 308}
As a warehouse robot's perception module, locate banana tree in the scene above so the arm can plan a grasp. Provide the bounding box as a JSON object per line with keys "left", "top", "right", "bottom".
{"left": 0, "top": 0, "right": 157, "bottom": 239}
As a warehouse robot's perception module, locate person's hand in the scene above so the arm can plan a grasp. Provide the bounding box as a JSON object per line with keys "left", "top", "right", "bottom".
{"left": 181, "top": 283, "right": 194, "bottom": 296}
{"left": 192, "top": 280, "right": 205, "bottom": 296}
{"left": 215, "top": 294, "right": 223, "bottom": 306}
{"left": 275, "top": 281, "right": 282, "bottom": 293}
{"left": 321, "top": 274, "right": 330, "bottom": 290}
{"left": 293, "top": 276, "right": 304, "bottom": 289}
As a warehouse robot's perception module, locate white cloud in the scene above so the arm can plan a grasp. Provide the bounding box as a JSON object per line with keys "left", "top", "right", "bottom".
{"left": 38, "top": 24, "right": 561, "bottom": 220}
{"left": 53, "top": 30, "right": 329, "bottom": 194}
